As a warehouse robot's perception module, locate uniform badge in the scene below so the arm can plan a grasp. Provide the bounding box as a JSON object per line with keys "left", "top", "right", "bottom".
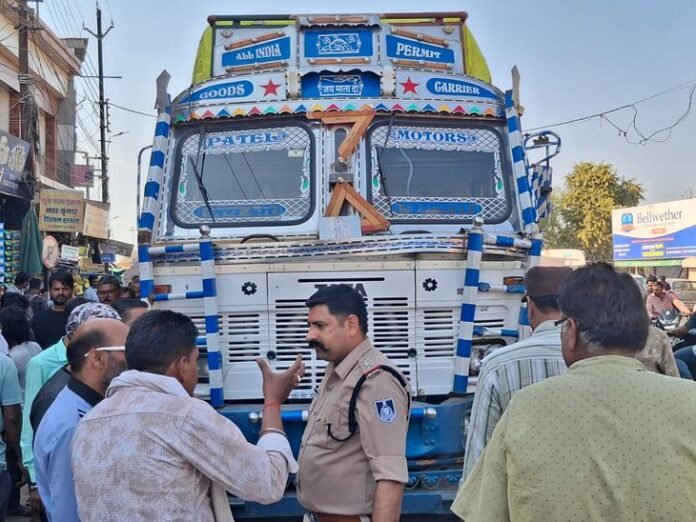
{"left": 375, "top": 398, "right": 397, "bottom": 423}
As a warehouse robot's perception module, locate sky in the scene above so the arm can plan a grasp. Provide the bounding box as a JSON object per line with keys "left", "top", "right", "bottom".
{"left": 38, "top": 0, "right": 696, "bottom": 243}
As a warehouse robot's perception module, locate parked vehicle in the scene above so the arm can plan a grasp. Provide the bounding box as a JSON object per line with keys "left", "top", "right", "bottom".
{"left": 136, "top": 11, "right": 560, "bottom": 518}
{"left": 667, "top": 279, "right": 696, "bottom": 310}
{"left": 540, "top": 249, "right": 586, "bottom": 268}
{"left": 631, "top": 274, "right": 649, "bottom": 297}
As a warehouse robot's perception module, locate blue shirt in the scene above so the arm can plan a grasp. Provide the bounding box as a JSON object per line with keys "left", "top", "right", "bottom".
{"left": 0, "top": 355, "right": 22, "bottom": 466}
{"left": 34, "top": 377, "right": 102, "bottom": 522}
{"left": 22, "top": 338, "right": 68, "bottom": 481}
{"left": 83, "top": 287, "right": 98, "bottom": 303}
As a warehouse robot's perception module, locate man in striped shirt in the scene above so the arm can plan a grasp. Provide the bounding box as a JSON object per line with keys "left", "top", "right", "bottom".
{"left": 461, "top": 266, "right": 572, "bottom": 480}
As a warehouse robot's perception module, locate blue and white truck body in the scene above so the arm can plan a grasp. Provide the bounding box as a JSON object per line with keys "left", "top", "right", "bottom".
{"left": 137, "top": 12, "right": 559, "bottom": 518}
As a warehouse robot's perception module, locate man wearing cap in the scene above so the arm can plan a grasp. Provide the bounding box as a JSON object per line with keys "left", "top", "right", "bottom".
{"left": 34, "top": 318, "right": 129, "bottom": 522}
{"left": 461, "top": 266, "right": 572, "bottom": 480}
{"left": 453, "top": 263, "right": 696, "bottom": 521}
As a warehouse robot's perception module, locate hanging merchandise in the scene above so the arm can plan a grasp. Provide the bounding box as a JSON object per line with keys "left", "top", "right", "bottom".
{"left": 1, "top": 226, "right": 22, "bottom": 284}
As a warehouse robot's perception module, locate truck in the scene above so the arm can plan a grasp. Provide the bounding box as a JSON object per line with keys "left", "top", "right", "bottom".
{"left": 136, "top": 11, "right": 561, "bottom": 519}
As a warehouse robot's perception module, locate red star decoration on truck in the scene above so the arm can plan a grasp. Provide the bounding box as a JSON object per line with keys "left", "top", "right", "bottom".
{"left": 400, "top": 77, "right": 419, "bottom": 94}
{"left": 261, "top": 79, "right": 281, "bottom": 96}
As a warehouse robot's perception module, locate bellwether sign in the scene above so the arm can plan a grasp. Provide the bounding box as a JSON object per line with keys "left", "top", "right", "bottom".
{"left": 612, "top": 198, "right": 696, "bottom": 261}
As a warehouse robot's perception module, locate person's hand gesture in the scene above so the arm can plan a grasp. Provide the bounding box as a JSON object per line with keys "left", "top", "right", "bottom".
{"left": 256, "top": 354, "right": 306, "bottom": 404}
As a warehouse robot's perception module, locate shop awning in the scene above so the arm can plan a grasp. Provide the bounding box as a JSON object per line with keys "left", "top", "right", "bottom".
{"left": 614, "top": 259, "right": 684, "bottom": 268}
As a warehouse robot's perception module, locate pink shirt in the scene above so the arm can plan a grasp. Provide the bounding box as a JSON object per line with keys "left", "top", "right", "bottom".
{"left": 646, "top": 292, "right": 676, "bottom": 319}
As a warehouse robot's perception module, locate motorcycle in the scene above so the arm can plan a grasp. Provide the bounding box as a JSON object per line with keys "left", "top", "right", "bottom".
{"left": 651, "top": 309, "right": 682, "bottom": 334}
{"left": 671, "top": 328, "right": 696, "bottom": 352}
{"left": 650, "top": 310, "right": 696, "bottom": 352}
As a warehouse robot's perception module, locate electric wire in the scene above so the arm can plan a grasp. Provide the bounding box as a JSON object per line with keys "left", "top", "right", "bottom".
{"left": 526, "top": 77, "right": 696, "bottom": 146}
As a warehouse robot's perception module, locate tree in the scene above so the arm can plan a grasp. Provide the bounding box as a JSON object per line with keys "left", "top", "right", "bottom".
{"left": 682, "top": 188, "right": 696, "bottom": 199}
{"left": 544, "top": 162, "right": 643, "bottom": 262}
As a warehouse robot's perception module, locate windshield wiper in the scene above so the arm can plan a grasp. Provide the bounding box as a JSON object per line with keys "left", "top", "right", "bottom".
{"left": 190, "top": 126, "right": 216, "bottom": 224}
{"left": 375, "top": 114, "right": 395, "bottom": 216}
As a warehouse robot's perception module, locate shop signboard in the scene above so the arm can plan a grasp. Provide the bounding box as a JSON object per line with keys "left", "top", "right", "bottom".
{"left": 612, "top": 198, "right": 696, "bottom": 262}
{"left": 83, "top": 202, "right": 110, "bottom": 239}
{"left": 99, "top": 238, "right": 133, "bottom": 257}
{"left": 71, "top": 164, "right": 95, "bottom": 188}
{"left": 39, "top": 190, "right": 84, "bottom": 233}
{"left": 0, "top": 130, "right": 31, "bottom": 197}
{"left": 60, "top": 244, "right": 81, "bottom": 261}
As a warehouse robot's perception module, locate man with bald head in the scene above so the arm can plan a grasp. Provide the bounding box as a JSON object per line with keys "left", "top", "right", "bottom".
{"left": 22, "top": 300, "right": 120, "bottom": 513}
{"left": 34, "top": 318, "right": 129, "bottom": 522}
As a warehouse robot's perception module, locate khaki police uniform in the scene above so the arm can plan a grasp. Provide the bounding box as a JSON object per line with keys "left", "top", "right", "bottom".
{"left": 297, "top": 339, "right": 410, "bottom": 520}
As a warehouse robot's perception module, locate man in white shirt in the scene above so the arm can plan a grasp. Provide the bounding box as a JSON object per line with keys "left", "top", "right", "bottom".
{"left": 462, "top": 266, "right": 572, "bottom": 480}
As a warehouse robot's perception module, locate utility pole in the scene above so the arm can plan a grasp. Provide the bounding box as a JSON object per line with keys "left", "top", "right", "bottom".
{"left": 85, "top": 7, "right": 113, "bottom": 204}
{"left": 17, "top": 0, "right": 35, "bottom": 195}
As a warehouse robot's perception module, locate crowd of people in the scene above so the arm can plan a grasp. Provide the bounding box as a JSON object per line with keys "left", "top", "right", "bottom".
{"left": 0, "top": 279, "right": 407, "bottom": 522}
{"left": 457, "top": 264, "right": 696, "bottom": 521}
{"left": 0, "top": 271, "right": 144, "bottom": 520}
{"left": 0, "top": 265, "right": 695, "bottom": 521}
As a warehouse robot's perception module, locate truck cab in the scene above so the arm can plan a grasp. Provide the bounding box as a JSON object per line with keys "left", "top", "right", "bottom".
{"left": 137, "top": 12, "right": 559, "bottom": 518}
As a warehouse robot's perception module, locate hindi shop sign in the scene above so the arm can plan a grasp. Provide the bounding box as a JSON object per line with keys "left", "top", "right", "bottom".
{"left": 39, "top": 190, "right": 84, "bottom": 233}
{"left": 0, "top": 130, "right": 31, "bottom": 197}
{"left": 612, "top": 198, "right": 696, "bottom": 261}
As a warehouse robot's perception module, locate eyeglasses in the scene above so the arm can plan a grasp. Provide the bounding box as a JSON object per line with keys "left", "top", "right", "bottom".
{"left": 554, "top": 316, "right": 569, "bottom": 327}
{"left": 84, "top": 346, "right": 126, "bottom": 357}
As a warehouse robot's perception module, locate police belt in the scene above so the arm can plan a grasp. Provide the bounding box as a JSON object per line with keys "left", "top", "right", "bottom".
{"left": 312, "top": 513, "right": 365, "bottom": 522}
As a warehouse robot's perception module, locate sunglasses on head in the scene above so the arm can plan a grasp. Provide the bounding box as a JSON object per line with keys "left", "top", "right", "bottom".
{"left": 84, "top": 346, "right": 126, "bottom": 357}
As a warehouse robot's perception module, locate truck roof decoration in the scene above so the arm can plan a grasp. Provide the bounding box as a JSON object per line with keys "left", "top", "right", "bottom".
{"left": 176, "top": 12, "right": 496, "bottom": 123}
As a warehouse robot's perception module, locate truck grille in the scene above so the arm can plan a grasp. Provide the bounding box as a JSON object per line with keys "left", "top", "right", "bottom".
{"left": 272, "top": 299, "right": 322, "bottom": 394}
{"left": 190, "top": 313, "right": 263, "bottom": 384}
{"left": 419, "top": 308, "right": 457, "bottom": 358}
{"left": 418, "top": 308, "right": 507, "bottom": 358}
{"left": 185, "top": 272, "right": 513, "bottom": 400}
{"left": 192, "top": 305, "right": 509, "bottom": 395}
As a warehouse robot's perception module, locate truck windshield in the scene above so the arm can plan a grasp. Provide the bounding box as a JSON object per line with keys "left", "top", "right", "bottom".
{"left": 368, "top": 121, "right": 511, "bottom": 224}
{"left": 172, "top": 123, "right": 314, "bottom": 227}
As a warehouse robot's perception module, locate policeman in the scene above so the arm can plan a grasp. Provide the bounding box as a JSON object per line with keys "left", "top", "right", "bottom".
{"left": 298, "top": 284, "right": 410, "bottom": 522}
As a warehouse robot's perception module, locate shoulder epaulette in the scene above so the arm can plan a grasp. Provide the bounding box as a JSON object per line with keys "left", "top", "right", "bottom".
{"left": 359, "top": 356, "right": 383, "bottom": 377}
